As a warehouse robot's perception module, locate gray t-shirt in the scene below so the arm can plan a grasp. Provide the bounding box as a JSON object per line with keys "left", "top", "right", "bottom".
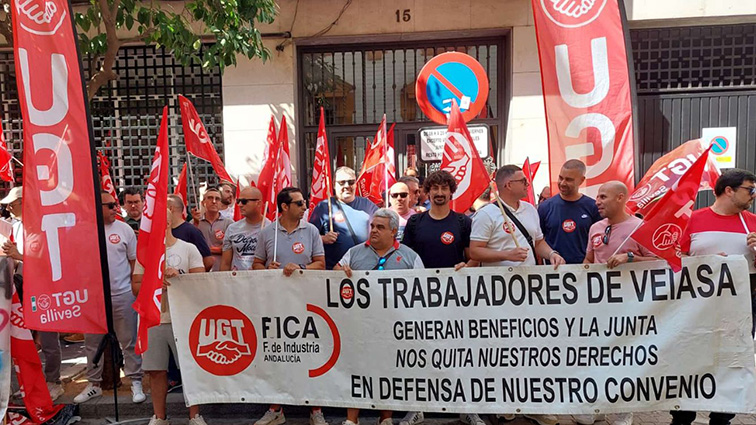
{"left": 197, "top": 216, "right": 234, "bottom": 271}
{"left": 338, "top": 242, "right": 424, "bottom": 270}
{"left": 222, "top": 217, "right": 270, "bottom": 271}
{"left": 255, "top": 218, "right": 325, "bottom": 267}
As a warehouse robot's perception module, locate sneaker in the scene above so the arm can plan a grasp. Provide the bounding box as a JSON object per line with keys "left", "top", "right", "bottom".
{"left": 256, "top": 409, "right": 286, "bottom": 425}
{"left": 497, "top": 415, "right": 516, "bottom": 421}
{"left": 73, "top": 383, "right": 102, "bottom": 404}
{"left": 400, "top": 411, "right": 424, "bottom": 425}
{"left": 147, "top": 416, "right": 170, "bottom": 425}
{"left": 378, "top": 419, "right": 393, "bottom": 425}
{"left": 63, "top": 333, "right": 85, "bottom": 343}
{"left": 311, "top": 410, "right": 329, "bottom": 425}
{"left": 573, "top": 415, "right": 597, "bottom": 425}
{"left": 611, "top": 413, "right": 632, "bottom": 425}
{"left": 524, "top": 415, "right": 559, "bottom": 425}
{"left": 343, "top": 421, "right": 359, "bottom": 425}
{"left": 131, "top": 380, "right": 146, "bottom": 403}
{"left": 461, "top": 414, "right": 486, "bottom": 425}
{"left": 47, "top": 382, "right": 64, "bottom": 401}
{"left": 189, "top": 414, "right": 209, "bottom": 425}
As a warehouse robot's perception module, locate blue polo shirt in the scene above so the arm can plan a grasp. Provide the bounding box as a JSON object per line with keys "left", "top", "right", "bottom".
{"left": 537, "top": 194, "right": 601, "bottom": 264}
{"left": 309, "top": 196, "right": 378, "bottom": 269}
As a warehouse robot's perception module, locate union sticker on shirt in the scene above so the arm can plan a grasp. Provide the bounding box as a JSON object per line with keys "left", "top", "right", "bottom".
{"left": 109, "top": 234, "right": 121, "bottom": 244}
{"left": 502, "top": 222, "right": 515, "bottom": 234}
{"left": 440, "top": 231, "right": 455, "bottom": 245}
{"left": 292, "top": 242, "right": 305, "bottom": 254}
{"left": 334, "top": 212, "right": 345, "bottom": 223}
{"left": 562, "top": 219, "right": 576, "bottom": 233}
{"left": 591, "top": 234, "right": 603, "bottom": 248}
{"left": 215, "top": 229, "right": 225, "bottom": 240}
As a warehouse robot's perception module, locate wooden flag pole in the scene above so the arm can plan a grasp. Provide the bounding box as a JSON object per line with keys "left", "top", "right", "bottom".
{"left": 325, "top": 171, "right": 334, "bottom": 232}
{"left": 185, "top": 152, "right": 201, "bottom": 210}
{"left": 273, "top": 201, "right": 279, "bottom": 263}
{"left": 489, "top": 181, "right": 521, "bottom": 248}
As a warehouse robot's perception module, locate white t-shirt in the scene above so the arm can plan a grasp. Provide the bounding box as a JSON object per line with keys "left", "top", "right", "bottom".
{"left": 135, "top": 238, "right": 203, "bottom": 323}
{"left": 222, "top": 218, "right": 270, "bottom": 271}
{"left": 470, "top": 201, "right": 544, "bottom": 267}
{"left": 104, "top": 220, "right": 137, "bottom": 295}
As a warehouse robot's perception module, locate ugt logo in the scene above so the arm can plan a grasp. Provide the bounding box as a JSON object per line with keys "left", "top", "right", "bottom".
{"left": 189, "top": 305, "right": 257, "bottom": 376}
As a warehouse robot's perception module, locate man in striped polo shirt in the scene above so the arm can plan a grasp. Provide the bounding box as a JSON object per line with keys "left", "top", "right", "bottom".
{"left": 671, "top": 168, "right": 756, "bottom": 425}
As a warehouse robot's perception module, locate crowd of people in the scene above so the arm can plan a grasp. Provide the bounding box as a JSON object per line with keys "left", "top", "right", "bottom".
{"left": 1, "top": 160, "right": 755, "bottom": 425}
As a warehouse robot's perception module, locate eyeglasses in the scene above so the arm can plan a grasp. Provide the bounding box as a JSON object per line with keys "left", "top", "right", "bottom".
{"left": 738, "top": 186, "right": 756, "bottom": 196}
{"left": 104, "top": 202, "right": 118, "bottom": 210}
{"left": 376, "top": 256, "right": 389, "bottom": 270}
{"left": 237, "top": 198, "right": 260, "bottom": 205}
{"left": 336, "top": 179, "right": 356, "bottom": 186}
{"left": 289, "top": 200, "right": 306, "bottom": 207}
{"left": 510, "top": 177, "right": 529, "bottom": 186}
{"left": 602, "top": 225, "right": 612, "bottom": 245}
{"left": 390, "top": 192, "right": 409, "bottom": 199}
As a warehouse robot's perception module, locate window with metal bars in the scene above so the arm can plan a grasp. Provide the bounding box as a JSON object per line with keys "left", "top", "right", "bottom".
{"left": 631, "top": 24, "right": 756, "bottom": 94}
{"left": 0, "top": 45, "right": 224, "bottom": 199}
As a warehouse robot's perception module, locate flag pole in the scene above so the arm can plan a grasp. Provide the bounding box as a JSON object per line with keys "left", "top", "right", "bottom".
{"left": 325, "top": 171, "right": 334, "bottom": 232}
{"left": 610, "top": 219, "right": 644, "bottom": 257}
{"left": 273, "top": 201, "right": 279, "bottom": 264}
{"left": 489, "top": 181, "right": 521, "bottom": 248}
{"left": 383, "top": 119, "right": 389, "bottom": 208}
{"left": 185, "top": 152, "right": 201, "bottom": 210}
{"left": 11, "top": 157, "right": 23, "bottom": 167}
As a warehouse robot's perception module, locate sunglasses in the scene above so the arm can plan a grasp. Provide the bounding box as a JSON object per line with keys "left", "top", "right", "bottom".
{"left": 376, "top": 256, "right": 389, "bottom": 270}
{"left": 336, "top": 179, "right": 356, "bottom": 186}
{"left": 237, "top": 198, "right": 260, "bottom": 205}
{"left": 289, "top": 200, "right": 306, "bottom": 207}
{"left": 738, "top": 186, "right": 756, "bottom": 196}
{"left": 390, "top": 192, "right": 409, "bottom": 199}
{"left": 602, "top": 225, "right": 612, "bottom": 245}
{"left": 104, "top": 202, "right": 118, "bottom": 210}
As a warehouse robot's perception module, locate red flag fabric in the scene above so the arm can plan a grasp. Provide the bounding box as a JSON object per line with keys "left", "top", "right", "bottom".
{"left": 441, "top": 100, "right": 490, "bottom": 213}
{"left": 356, "top": 117, "right": 396, "bottom": 206}
{"left": 276, "top": 116, "right": 292, "bottom": 191}
{"left": 11, "top": 289, "right": 63, "bottom": 423}
{"left": 632, "top": 147, "right": 713, "bottom": 272}
{"left": 174, "top": 162, "right": 188, "bottom": 220}
{"left": 178, "top": 95, "right": 233, "bottom": 184}
{"left": 233, "top": 179, "right": 242, "bottom": 221}
{"left": 13, "top": 0, "right": 108, "bottom": 333}
{"left": 133, "top": 107, "right": 170, "bottom": 354}
{"left": 532, "top": 0, "right": 636, "bottom": 197}
{"left": 257, "top": 116, "right": 280, "bottom": 222}
{"left": 628, "top": 139, "right": 721, "bottom": 218}
{"left": 98, "top": 151, "right": 124, "bottom": 222}
{"left": 0, "top": 120, "right": 13, "bottom": 182}
{"left": 309, "top": 108, "right": 333, "bottom": 218}
{"left": 520, "top": 157, "right": 542, "bottom": 204}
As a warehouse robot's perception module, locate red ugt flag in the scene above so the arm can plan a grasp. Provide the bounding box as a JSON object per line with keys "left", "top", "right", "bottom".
{"left": 356, "top": 116, "right": 395, "bottom": 206}
{"left": 520, "top": 157, "right": 541, "bottom": 204}
{"left": 276, "top": 116, "right": 292, "bottom": 191}
{"left": 233, "top": 178, "right": 242, "bottom": 221}
{"left": 133, "top": 107, "right": 170, "bottom": 354}
{"left": 309, "top": 107, "right": 333, "bottom": 218}
{"left": 257, "top": 116, "right": 280, "bottom": 221}
{"left": 98, "top": 151, "right": 123, "bottom": 221}
{"left": 632, "top": 147, "right": 713, "bottom": 272}
{"left": 174, "top": 162, "right": 188, "bottom": 220}
{"left": 0, "top": 120, "right": 13, "bottom": 182}
{"left": 441, "top": 100, "right": 490, "bottom": 213}
{"left": 179, "top": 95, "right": 233, "bottom": 184}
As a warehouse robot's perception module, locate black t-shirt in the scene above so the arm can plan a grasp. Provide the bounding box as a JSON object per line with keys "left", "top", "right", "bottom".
{"left": 402, "top": 211, "right": 471, "bottom": 269}
{"left": 172, "top": 222, "right": 212, "bottom": 258}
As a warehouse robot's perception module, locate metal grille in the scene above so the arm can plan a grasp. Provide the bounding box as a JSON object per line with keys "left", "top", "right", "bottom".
{"left": 0, "top": 44, "right": 224, "bottom": 196}
{"left": 300, "top": 39, "right": 501, "bottom": 127}
{"left": 631, "top": 24, "right": 756, "bottom": 94}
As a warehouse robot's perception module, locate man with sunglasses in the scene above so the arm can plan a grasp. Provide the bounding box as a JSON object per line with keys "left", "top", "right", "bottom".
{"left": 388, "top": 182, "right": 416, "bottom": 240}
{"left": 75, "top": 192, "right": 145, "bottom": 405}
{"left": 584, "top": 181, "right": 654, "bottom": 268}
{"left": 334, "top": 207, "right": 422, "bottom": 425}
{"left": 309, "top": 166, "right": 378, "bottom": 269}
{"left": 670, "top": 168, "right": 756, "bottom": 425}
{"left": 253, "top": 187, "right": 327, "bottom": 425}
{"left": 221, "top": 186, "right": 269, "bottom": 271}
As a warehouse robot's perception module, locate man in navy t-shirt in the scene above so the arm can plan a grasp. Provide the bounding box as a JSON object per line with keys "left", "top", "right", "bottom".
{"left": 537, "top": 159, "right": 601, "bottom": 264}
{"left": 309, "top": 166, "right": 378, "bottom": 269}
{"left": 168, "top": 194, "right": 213, "bottom": 270}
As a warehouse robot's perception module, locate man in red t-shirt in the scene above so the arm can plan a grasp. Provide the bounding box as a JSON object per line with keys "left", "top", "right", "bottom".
{"left": 672, "top": 168, "right": 756, "bottom": 425}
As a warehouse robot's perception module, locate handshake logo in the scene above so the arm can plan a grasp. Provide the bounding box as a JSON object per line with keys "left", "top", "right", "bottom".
{"left": 540, "top": 0, "right": 607, "bottom": 28}
{"left": 190, "top": 305, "right": 257, "bottom": 376}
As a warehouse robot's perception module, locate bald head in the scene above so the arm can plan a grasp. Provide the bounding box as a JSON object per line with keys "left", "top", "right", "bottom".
{"left": 389, "top": 182, "right": 411, "bottom": 215}
{"left": 237, "top": 186, "right": 263, "bottom": 220}
{"left": 167, "top": 194, "right": 186, "bottom": 218}
{"left": 595, "top": 181, "right": 629, "bottom": 220}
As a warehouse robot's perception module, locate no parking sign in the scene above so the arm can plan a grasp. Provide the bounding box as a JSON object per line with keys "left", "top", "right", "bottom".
{"left": 701, "top": 127, "right": 737, "bottom": 169}
{"left": 415, "top": 52, "right": 489, "bottom": 125}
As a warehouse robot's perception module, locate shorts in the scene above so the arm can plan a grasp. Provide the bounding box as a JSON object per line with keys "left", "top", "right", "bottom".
{"left": 142, "top": 323, "right": 179, "bottom": 371}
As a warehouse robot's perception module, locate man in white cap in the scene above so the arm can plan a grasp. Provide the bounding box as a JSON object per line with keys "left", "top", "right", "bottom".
{"left": 1, "top": 187, "right": 65, "bottom": 401}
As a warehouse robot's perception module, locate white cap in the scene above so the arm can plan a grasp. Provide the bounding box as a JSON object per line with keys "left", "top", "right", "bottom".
{"left": 0, "top": 187, "right": 22, "bottom": 204}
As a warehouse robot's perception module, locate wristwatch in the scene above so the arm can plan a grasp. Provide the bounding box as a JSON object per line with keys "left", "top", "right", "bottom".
{"left": 299, "top": 263, "right": 307, "bottom": 270}
{"left": 627, "top": 252, "right": 635, "bottom": 263}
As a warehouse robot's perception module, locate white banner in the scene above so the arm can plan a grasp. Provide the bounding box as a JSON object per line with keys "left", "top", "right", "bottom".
{"left": 169, "top": 256, "right": 756, "bottom": 414}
